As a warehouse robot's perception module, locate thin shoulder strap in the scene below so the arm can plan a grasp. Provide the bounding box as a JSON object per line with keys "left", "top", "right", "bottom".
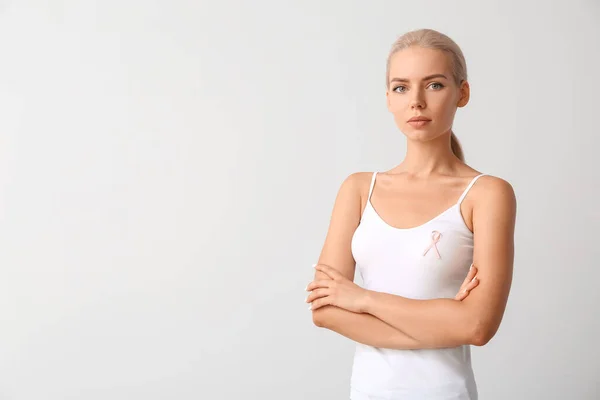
{"left": 367, "top": 172, "right": 378, "bottom": 201}
{"left": 457, "top": 173, "right": 487, "bottom": 206}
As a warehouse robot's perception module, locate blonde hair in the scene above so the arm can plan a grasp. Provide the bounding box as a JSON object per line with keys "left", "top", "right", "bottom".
{"left": 386, "top": 29, "right": 468, "bottom": 162}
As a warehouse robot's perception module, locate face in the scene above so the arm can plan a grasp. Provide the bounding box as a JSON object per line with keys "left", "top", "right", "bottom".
{"left": 386, "top": 46, "right": 469, "bottom": 141}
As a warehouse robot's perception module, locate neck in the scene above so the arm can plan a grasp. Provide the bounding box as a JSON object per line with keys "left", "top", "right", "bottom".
{"left": 394, "top": 131, "right": 461, "bottom": 177}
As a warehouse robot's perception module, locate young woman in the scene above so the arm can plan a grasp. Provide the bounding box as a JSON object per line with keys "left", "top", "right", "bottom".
{"left": 305, "top": 29, "right": 516, "bottom": 399}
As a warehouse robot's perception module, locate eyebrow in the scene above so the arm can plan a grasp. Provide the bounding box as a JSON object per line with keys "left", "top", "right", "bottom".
{"left": 389, "top": 74, "right": 449, "bottom": 83}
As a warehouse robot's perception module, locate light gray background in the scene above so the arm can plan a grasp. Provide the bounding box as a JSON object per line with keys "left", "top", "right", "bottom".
{"left": 0, "top": 1, "right": 598, "bottom": 399}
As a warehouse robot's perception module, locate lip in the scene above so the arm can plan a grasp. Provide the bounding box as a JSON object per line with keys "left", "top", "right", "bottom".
{"left": 407, "top": 119, "right": 431, "bottom": 128}
{"left": 407, "top": 116, "right": 431, "bottom": 122}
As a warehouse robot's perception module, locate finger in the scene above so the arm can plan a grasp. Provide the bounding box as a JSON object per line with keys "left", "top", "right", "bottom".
{"left": 464, "top": 276, "right": 480, "bottom": 292}
{"left": 314, "top": 264, "right": 343, "bottom": 280}
{"left": 455, "top": 276, "right": 479, "bottom": 300}
{"left": 306, "top": 288, "right": 329, "bottom": 303}
{"left": 314, "top": 264, "right": 335, "bottom": 279}
{"left": 464, "top": 265, "right": 478, "bottom": 285}
{"left": 306, "top": 279, "right": 333, "bottom": 292}
{"left": 468, "top": 264, "right": 478, "bottom": 280}
{"left": 309, "top": 296, "right": 332, "bottom": 311}
{"left": 455, "top": 278, "right": 472, "bottom": 300}
{"left": 458, "top": 265, "right": 478, "bottom": 293}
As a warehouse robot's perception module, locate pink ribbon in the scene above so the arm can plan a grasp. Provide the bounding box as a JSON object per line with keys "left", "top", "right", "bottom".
{"left": 423, "top": 230, "right": 442, "bottom": 259}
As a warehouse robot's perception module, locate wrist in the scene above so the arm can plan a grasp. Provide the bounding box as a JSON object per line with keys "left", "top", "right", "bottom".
{"left": 360, "top": 289, "right": 373, "bottom": 313}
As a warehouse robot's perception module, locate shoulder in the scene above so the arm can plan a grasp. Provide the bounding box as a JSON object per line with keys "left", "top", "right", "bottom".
{"left": 334, "top": 172, "right": 376, "bottom": 216}
{"left": 475, "top": 175, "right": 516, "bottom": 201}
{"left": 338, "top": 171, "right": 375, "bottom": 195}
{"left": 473, "top": 174, "right": 517, "bottom": 218}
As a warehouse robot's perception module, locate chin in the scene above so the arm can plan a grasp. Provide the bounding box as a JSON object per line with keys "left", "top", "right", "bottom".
{"left": 401, "top": 125, "right": 437, "bottom": 139}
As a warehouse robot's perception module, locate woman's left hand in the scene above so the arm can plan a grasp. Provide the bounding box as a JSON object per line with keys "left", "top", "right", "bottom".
{"left": 305, "top": 264, "right": 368, "bottom": 313}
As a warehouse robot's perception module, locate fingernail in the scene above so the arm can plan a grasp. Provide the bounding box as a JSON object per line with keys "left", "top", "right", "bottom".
{"left": 305, "top": 285, "right": 309, "bottom": 291}
{"left": 308, "top": 304, "right": 312, "bottom": 310}
{"left": 305, "top": 295, "right": 309, "bottom": 302}
{"left": 471, "top": 277, "right": 478, "bottom": 283}
{"left": 312, "top": 263, "right": 317, "bottom": 268}
{"left": 469, "top": 264, "right": 473, "bottom": 271}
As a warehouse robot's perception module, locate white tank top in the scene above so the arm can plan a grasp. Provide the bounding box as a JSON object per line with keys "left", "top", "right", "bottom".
{"left": 349, "top": 171, "right": 487, "bottom": 400}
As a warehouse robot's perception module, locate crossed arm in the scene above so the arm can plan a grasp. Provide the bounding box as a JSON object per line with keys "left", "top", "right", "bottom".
{"left": 309, "top": 264, "right": 481, "bottom": 350}
{"left": 308, "top": 173, "right": 516, "bottom": 350}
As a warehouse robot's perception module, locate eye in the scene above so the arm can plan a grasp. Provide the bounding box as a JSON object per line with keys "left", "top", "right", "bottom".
{"left": 392, "top": 82, "right": 444, "bottom": 93}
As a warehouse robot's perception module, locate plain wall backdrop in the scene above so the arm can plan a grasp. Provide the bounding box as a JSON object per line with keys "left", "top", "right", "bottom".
{"left": 0, "top": 0, "right": 598, "bottom": 399}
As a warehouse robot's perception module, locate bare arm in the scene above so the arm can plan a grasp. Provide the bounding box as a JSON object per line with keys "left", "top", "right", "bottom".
{"left": 309, "top": 173, "right": 416, "bottom": 346}
{"left": 312, "top": 262, "right": 480, "bottom": 349}
{"left": 360, "top": 177, "right": 516, "bottom": 347}
{"left": 316, "top": 303, "right": 422, "bottom": 349}
{"left": 309, "top": 173, "right": 481, "bottom": 349}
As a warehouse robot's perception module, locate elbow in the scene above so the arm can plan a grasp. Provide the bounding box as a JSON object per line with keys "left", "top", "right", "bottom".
{"left": 470, "top": 330, "right": 490, "bottom": 347}
{"left": 311, "top": 306, "right": 334, "bottom": 328}
{"left": 311, "top": 308, "right": 326, "bottom": 327}
{"left": 469, "top": 322, "right": 495, "bottom": 347}
{"left": 311, "top": 311, "right": 323, "bottom": 327}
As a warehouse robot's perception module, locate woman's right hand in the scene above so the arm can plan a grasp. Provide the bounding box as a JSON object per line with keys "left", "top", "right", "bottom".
{"left": 454, "top": 264, "right": 479, "bottom": 301}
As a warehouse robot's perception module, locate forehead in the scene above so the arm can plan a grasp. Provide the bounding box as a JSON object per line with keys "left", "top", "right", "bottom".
{"left": 388, "top": 46, "right": 452, "bottom": 80}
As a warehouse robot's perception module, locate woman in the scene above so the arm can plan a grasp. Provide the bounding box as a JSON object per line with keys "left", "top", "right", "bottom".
{"left": 304, "top": 29, "right": 516, "bottom": 400}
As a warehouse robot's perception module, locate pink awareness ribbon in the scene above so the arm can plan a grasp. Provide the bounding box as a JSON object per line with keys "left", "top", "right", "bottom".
{"left": 422, "top": 230, "right": 442, "bottom": 259}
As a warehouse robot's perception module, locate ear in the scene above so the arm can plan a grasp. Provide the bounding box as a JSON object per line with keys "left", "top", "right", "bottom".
{"left": 457, "top": 80, "right": 470, "bottom": 108}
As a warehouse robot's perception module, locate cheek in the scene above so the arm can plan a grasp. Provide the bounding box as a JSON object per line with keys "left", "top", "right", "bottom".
{"left": 387, "top": 92, "right": 457, "bottom": 124}
{"left": 387, "top": 97, "right": 401, "bottom": 112}
{"left": 438, "top": 103, "right": 458, "bottom": 122}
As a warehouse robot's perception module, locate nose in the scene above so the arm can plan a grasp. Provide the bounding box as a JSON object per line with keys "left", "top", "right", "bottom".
{"left": 410, "top": 89, "right": 425, "bottom": 109}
